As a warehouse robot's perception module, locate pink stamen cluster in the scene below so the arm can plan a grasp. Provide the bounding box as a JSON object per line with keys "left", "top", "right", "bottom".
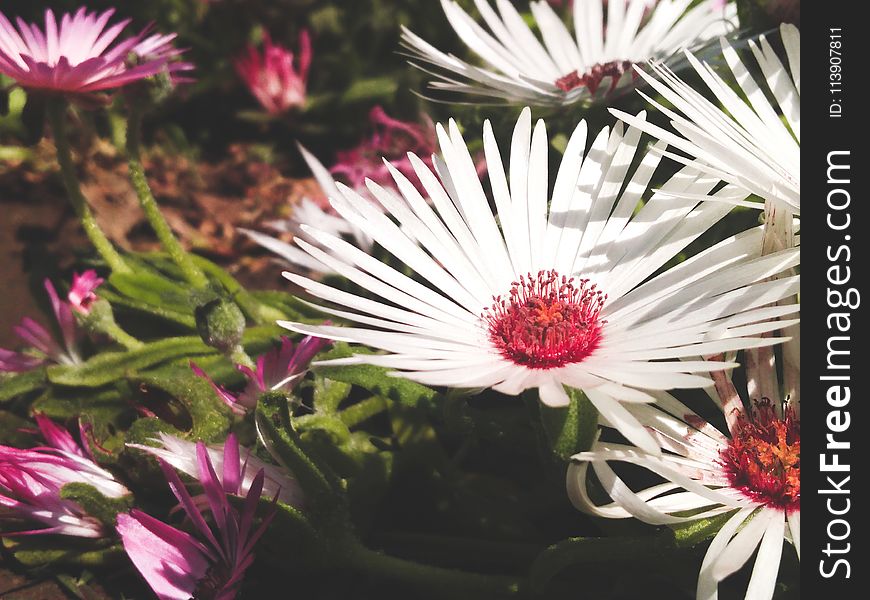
{"left": 720, "top": 400, "right": 800, "bottom": 512}
{"left": 483, "top": 270, "right": 606, "bottom": 369}
{"left": 555, "top": 60, "right": 635, "bottom": 95}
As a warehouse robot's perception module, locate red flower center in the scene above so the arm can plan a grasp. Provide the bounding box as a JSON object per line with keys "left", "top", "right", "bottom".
{"left": 555, "top": 60, "right": 635, "bottom": 95}
{"left": 483, "top": 270, "right": 605, "bottom": 369}
{"left": 720, "top": 401, "right": 800, "bottom": 512}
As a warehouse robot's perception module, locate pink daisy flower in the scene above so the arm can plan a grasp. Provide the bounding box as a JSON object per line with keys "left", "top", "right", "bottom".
{"left": 116, "top": 434, "right": 276, "bottom": 600}
{"left": 191, "top": 334, "right": 331, "bottom": 414}
{"left": 0, "top": 7, "right": 191, "bottom": 96}
{"left": 67, "top": 269, "right": 105, "bottom": 315}
{"left": 0, "top": 278, "right": 83, "bottom": 373}
{"left": 235, "top": 30, "right": 311, "bottom": 115}
{"left": 0, "top": 414, "right": 129, "bottom": 537}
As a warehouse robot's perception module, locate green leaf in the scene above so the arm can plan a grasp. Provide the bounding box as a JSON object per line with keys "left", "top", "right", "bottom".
{"left": 314, "top": 344, "right": 441, "bottom": 412}
{"left": 132, "top": 365, "right": 233, "bottom": 443}
{"left": 46, "top": 336, "right": 215, "bottom": 387}
{"left": 255, "top": 500, "right": 327, "bottom": 570}
{"left": 0, "top": 410, "right": 34, "bottom": 446}
{"left": 539, "top": 387, "right": 598, "bottom": 460}
{"left": 31, "top": 384, "right": 132, "bottom": 432}
{"left": 255, "top": 402, "right": 341, "bottom": 505}
{"left": 312, "top": 376, "right": 353, "bottom": 414}
{"left": 341, "top": 76, "right": 399, "bottom": 103}
{"left": 60, "top": 483, "right": 133, "bottom": 527}
{"left": 250, "top": 290, "right": 327, "bottom": 323}
{"left": 98, "top": 287, "right": 196, "bottom": 328}
{"left": 672, "top": 510, "right": 738, "bottom": 548}
{"left": 0, "top": 368, "right": 46, "bottom": 402}
{"left": 108, "top": 270, "right": 196, "bottom": 316}
{"left": 2, "top": 537, "right": 124, "bottom": 567}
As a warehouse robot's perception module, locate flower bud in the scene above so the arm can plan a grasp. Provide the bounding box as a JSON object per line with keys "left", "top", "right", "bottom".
{"left": 195, "top": 298, "right": 246, "bottom": 354}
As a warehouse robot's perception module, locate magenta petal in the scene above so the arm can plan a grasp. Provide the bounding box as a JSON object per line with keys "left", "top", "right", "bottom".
{"left": 195, "top": 441, "right": 231, "bottom": 539}
{"left": 34, "top": 413, "right": 84, "bottom": 457}
{"left": 157, "top": 458, "right": 223, "bottom": 555}
{"left": 13, "top": 317, "right": 61, "bottom": 359}
{"left": 222, "top": 434, "right": 242, "bottom": 495}
{"left": 190, "top": 361, "right": 245, "bottom": 415}
{"left": 116, "top": 511, "right": 211, "bottom": 600}
{"left": 68, "top": 270, "right": 104, "bottom": 314}
{"left": 0, "top": 347, "right": 45, "bottom": 372}
{"left": 43, "top": 279, "right": 78, "bottom": 359}
{"left": 0, "top": 8, "right": 187, "bottom": 94}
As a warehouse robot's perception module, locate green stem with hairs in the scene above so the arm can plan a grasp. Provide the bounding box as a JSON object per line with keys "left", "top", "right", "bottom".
{"left": 339, "top": 395, "right": 388, "bottom": 428}
{"left": 126, "top": 108, "right": 208, "bottom": 288}
{"left": 101, "top": 321, "right": 143, "bottom": 350}
{"left": 46, "top": 100, "right": 129, "bottom": 274}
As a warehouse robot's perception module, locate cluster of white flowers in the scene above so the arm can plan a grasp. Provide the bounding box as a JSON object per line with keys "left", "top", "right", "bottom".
{"left": 245, "top": 4, "right": 800, "bottom": 598}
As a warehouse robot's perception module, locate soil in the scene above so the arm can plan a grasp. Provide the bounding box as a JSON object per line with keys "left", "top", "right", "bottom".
{"left": 0, "top": 138, "right": 321, "bottom": 347}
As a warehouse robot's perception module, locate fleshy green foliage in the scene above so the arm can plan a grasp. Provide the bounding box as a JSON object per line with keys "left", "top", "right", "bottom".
{"left": 539, "top": 387, "right": 599, "bottom": 460}
{"left": 60, "top": 483, "right": 134, "bottom": 528}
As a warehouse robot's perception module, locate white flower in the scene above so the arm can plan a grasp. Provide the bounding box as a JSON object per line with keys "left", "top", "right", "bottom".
{"left": 612, "top": 24, "right": 800, "bottom": 215}
{"left": 277, "top": 107, "right": 799, "bottom": 455}
{"left": 401, "top": 0, "right": 736, "bottom": 106}
{"left": 567, "top": 347, "right": 799, "bottom": 600}
{"left": 240, "top": 144, "right": 373, "bottom": 275}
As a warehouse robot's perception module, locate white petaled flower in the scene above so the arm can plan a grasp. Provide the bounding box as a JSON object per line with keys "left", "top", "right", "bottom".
{"left": 241, "top": 144, "right": 373, "bottom": 276}
{"left": 612, "top": 23, "right": 800, "bottom": 216}
{"left": 401, "top": 0, "right": 736, "bottom": 106}
{"left": 567, "top": 345, "right": 800, "bottom": 600}
{"left": 278, "top": 107, "right": 799, "bottom": 454}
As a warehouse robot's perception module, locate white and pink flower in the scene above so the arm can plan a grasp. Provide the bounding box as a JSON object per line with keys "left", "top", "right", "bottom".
{"left": 67, "top": 270, "right": 105, "bottom": 315}
{"left": 117, "top": 434, "right": 276, "bottom": 600}
{"left": 401, "top": 0, "right": 737, "bottom": 106}
{"left": 0, "top": 414, "right": 129, "bottom": 537}
{"left": 276, "top": 108, "right": 800, "bottom": 455}
{"left": 0, "top": 278, "right": 83, "bottom": 372}
{"left": 191, "top": 334, "right": 330, "bottom": 414}
{"left": 128, "top": 431, "right": 304, "bottom": 508}
{"left": 567, "top": 348, "right": 800, "bottom": 600}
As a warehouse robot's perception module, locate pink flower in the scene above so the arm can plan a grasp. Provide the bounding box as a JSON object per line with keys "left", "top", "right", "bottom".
{"left": 116, "top": 434, "right": 276, "bottom": 600}
{"left": 0, "top": 414, "right": 129, "bottom": 537}
{"left": 235, "top": 30, "right": 311, "bottom": 115}
{"left": 68, "top": 270, "right": 104, "bottom": 315}
{"left": 330, "top": 106, "right": 437, "bottom": 194}
{"left": 0, "top": 278, "right": 82, "bottom": 372}
{"left": 191, "top": 334, "right": 330, "bottom": 414}
{"left": 0, "top": 8, "right": 191, "bottom": 96}
{"left": 128, "top": 432, "right": 304, "bottom": 508}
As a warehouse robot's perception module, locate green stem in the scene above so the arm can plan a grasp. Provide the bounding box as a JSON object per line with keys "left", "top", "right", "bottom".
{"left": 101, "top": 321, "right": 143, "bottom": 350}
{"left": 46, "top": 100, "right": 129, "bottom": 274}
{"left": 345, "top": 542, "right": 524, "bottom": 599}
{"left": 339, "top": 395, "right": 388, "bottom": 428}
{"left": 126, "top": 109, "right": 208, "bottom": 288}
{"left": 230, "top": 345, "right": 255, "bottom": 370}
